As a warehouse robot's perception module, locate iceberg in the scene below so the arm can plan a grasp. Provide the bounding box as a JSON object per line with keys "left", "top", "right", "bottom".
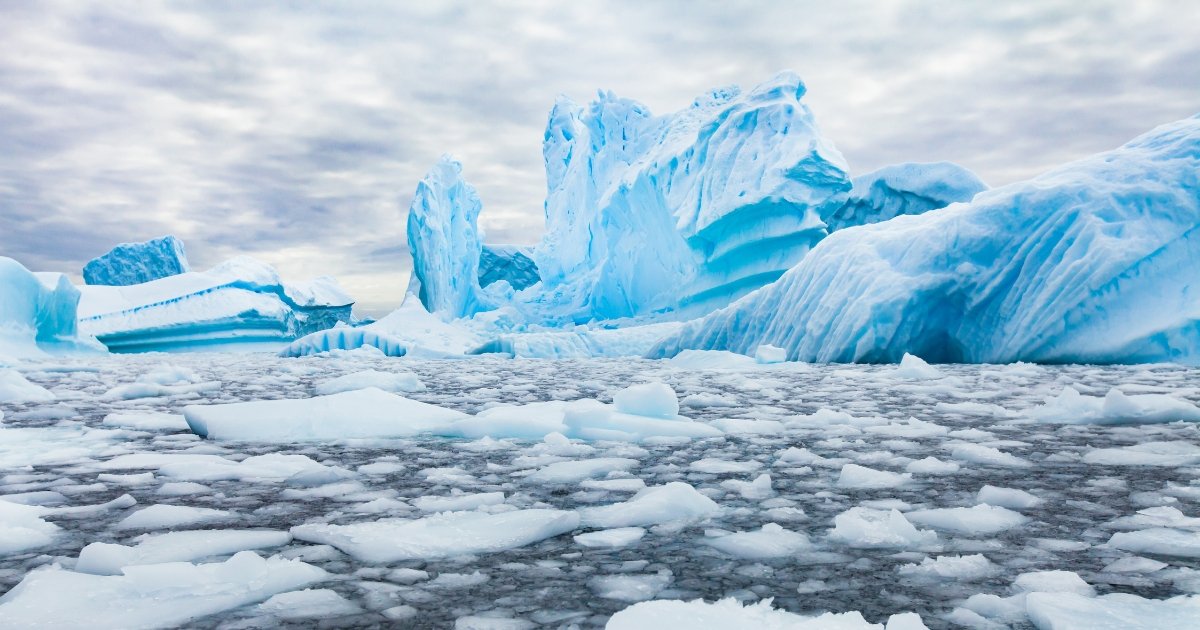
{"left": 82, "top": 235, "right": 190, "bottom": 286}
{"left": 78, "top": 256, "right": 354, "bottom": 352}
{"left": 406, "top": 155, "right": 490, "bottom": 319}
{"left": 0, "top": 257, "right": 103, "bottom": 360}
{"left": 532, "top": 71, "right": 850, "bottom": 321}
{"left": 824, "top": 162, "right": 986, "bottom": 233}
{"left": 652, "top": 114, "right": 1200, "bottom": 365}
{"left": 479, "top": 244, "right": 540, "bottom": 290}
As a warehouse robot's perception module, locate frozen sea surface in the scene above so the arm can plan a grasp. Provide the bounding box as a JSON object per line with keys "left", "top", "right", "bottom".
{"left": 1, "top": 353, "right": 1199, "bottom": 628}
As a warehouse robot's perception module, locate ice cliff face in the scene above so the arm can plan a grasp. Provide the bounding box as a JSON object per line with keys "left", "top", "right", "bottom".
{"left": 651, "top": 114, "right": 1200, "bottom": 365}
{"left": 478, "top": 245, "right": 540, "bottom": 291}
{"left": 406, "top": 156, "right": 489, "bottom": 319}
{"left": 825, "top": 162, "right": 987, "bottom": 233}
{"left": 83, "top": 235, "right": 190, "bottom": 286}
{"left": 0, "top": 257, "right": 102, "bottom": 359}
{"left": 78, "top": 256, "right": 354, "bottom": 353}
{"left": 533, "top": 72, "right": 851, "bottom": 321}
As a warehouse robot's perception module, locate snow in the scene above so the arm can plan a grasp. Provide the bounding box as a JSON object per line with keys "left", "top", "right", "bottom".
{"left": 407, "top": 156, "right": 490, "bottom": 319}
{"left": 75, "top": 529, "right": 291, "bottom": 575}
{"left": 0, "top": 257, "right": 102, "bottom": 359}
{"left": 579, "top": 482, "right": 720, "bottom": 528}
{"left": 182, "top": 387, "right": 468, "bottom": 441}
{"left": 1030, "top": 386, "right": 1200, "bottom": 424}
{"left": 0, "top": 551, "right": 325, "bottom": 629}
{"left": 78, "top": 255, "right": 353, "bottom": 353}
{"left": 824, "top": 162, "right": 987, "bottom": 233}
{"left": 828, "top": 508, "right": 938, "bottom": 549}
{"left": 82, "top": 235, "right": 190, "bottom": 286}
{"left": 291, "top": 509, "right": 580, "bottom": 562}
{"left": 607, "top": 598, "right": 928, "bottom": 630}
{"left": 652, "top": 114, "right": 1200, "bottom": 365}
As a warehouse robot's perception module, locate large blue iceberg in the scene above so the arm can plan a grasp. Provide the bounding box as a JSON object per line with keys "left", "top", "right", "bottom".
{"left": 406, "top": 156, "right": 490, "bottom": 319}
{"left": 0, "top": 257, "right": 103, "bottom": 360}
{"left": 532, "top": 72, "right": 851, "bottom": 321}
{"left": 83, "top": 235, "right": 190, "bottom": 286}
{"left": 78, "top": 256, "right": 355, "bottom": 353}
{"left": 825, "top": 162, "right": 987, "bottom": 233}
{"left": 651, "top": 114, "right": 1200, "bottom": 365}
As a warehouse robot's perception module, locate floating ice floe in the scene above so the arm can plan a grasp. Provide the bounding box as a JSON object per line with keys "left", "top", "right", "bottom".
{"left": 579, "top": 482, "right": 720, "bottom": 528}
{"left": 182, "top": 387, "right": 469, "bottom": 440}
{"left": 76, "top": 529, "right": 292, "bottom": 575}
{"left": 904, "top": 504, "right": 1028, "bottom": 535}
{"left": 1030, "top": 386, "right": 1200, "bottom": 425}
{"left": 290, "top": 509, "right": 580, "bottom": 562}
{"left": 183, "top": 382, "right": 723, "bottom": 443}
{"left": 827, "top": 507, "right": 938, "bottom": 549}
{"left": 0, "top": 499, "right": 59, "bottom": 556}
{"left": 1083, "top": 441, "right": 1200, "bottom": 466}
{"left": 0, "top": 551, "right": 326, "bottom": 629}
{"left": 702, "top": 523, "right": 811, "bottom": 559}
{"left": 1025, "top": 592, "right": 1200, "bottom": 630}
{"left": 0, "top": 369, "right": 55, "bottom": 403}
{"left": 607, "top": 598, "right": 928, "bottom": 629}
{"left": 574, "top": 527, "right": 646, "bottom": 549}
{"left": 313, "top": 369, "right": 425, "bottom": 395}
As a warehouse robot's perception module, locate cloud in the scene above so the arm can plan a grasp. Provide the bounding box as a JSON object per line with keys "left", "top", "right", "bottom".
{"left": 0, "top": 0, "right": 1196, "bottom": 317}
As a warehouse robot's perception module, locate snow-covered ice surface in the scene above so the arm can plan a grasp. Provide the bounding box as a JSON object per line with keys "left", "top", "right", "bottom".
{"left": 1, "top": 353, "right": 1199, "bottom": 628}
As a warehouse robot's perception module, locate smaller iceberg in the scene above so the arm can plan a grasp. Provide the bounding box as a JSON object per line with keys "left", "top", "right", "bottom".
{"left": 83, "top": 235, "right": 190, "bottom": 286}
{"left": 0, "top": 257, "right": 103, "bottom": 360}
{"left": 78, "top": 256, "right": 354, "bottom": 353}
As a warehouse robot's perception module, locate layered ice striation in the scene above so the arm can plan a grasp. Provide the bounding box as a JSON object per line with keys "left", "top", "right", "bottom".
{"left": 83, "top": 235, "right": 190, "bottom": 286}
{"left": 406, "top": 156, "right": 489, "bottom": 319}
{"left": 533, "top": 71, "right": 850, "bottom": 321}
{"left": 824, "top": 162, "right": 987, "bottom": 233}
{"left": 478, "top": 244, "right": 540, "bottom": 291}
{"left": 0, "top": 257, "right": 103, "bottom": 360}
{"left": 78, "top": 256, "right": 354, "bottom": 353}
{"left": 652, "top": 114, "right": 1200, "bottom": 365}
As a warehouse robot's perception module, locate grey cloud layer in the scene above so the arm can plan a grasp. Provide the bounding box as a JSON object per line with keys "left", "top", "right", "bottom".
{"left": 1, "top": 1, "right": 1196, "bottom": 316}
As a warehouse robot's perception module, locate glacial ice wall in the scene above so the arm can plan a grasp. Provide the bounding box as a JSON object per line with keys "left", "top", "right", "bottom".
{"left": 825, "top": 162, "right": 987, "bottom": 233}
{"left": 533, "top": 71, "right": 851, "bottom": 321}
{"left": 0, "top": 257, "right": 102, "bottom": 359}
{"left": 406, "top": 156, "right": 489, "bottom": 319}
{"left": 79, "top": 256, "right": 354, "bottom": 353}
{"left": 651, "top": 114, "right": 1200, "bottom": 365}
{"left": 83, "top": 235, "right": 190, "bottom": 286}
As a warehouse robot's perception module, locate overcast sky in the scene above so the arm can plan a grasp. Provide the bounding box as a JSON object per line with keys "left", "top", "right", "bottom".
{"left": 2, "top": 1, "right": 1197, "bottom": 316}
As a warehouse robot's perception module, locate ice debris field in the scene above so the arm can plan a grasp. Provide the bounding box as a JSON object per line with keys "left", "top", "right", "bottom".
{"left": 1, "top": 351, "right": 1199, "bottom": 628}
{"left": 1, "top": 68, "right": 1199, "bottom": 629}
